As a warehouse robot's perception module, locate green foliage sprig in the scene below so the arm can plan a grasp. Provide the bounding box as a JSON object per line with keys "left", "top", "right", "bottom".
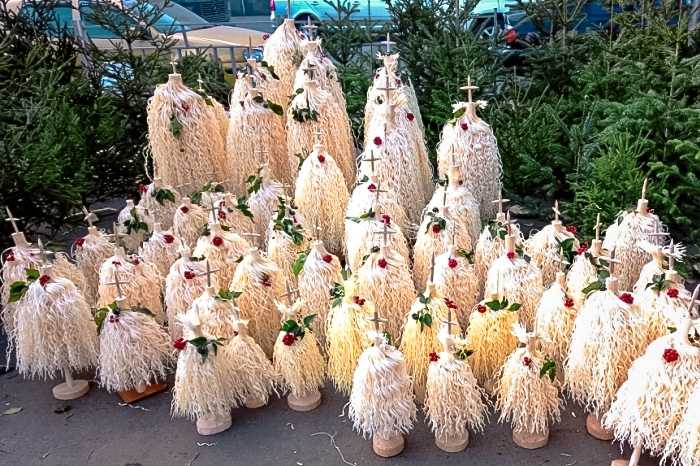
{"left": 8, "top": 269, "right": 40, "bottom": 303}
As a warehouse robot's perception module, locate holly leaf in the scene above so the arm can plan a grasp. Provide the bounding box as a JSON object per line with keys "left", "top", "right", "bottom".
{"left": 508, "top": 303, "right": 521, "bottom": 312}
{"left": 267, "top": 100, "right": 284, "bottom": 116}
{"left": 235, "top": 197, "right": 254, "bottom": 220}
{"left": 260, "top": 61, "right": 279, "bottom": 79}
{"left": 281, "top": 319, "right": 299, "bottom": 333}
{"left": 456, "top": 248, "right": 474, "bottom": 263}
{"left": 26, "top": 268, "right": 40, "bottom": 281}
{"left": 169, "top": 115, "right": 183, "bottom": 139}
{"left": 216, "top": 290, "right": 242, "bottom": 301}
{"left": 582, "top": 280, "right": 604, "bottom": 295}
{"left": 456, "top": 348, "right": 474, "bottom": 359}
{"left": 540, "top": 360, "right": 556, "bottom": 381}
{"left": 485, "top": 299, "right": 501, "bottom": 311}
{"left": 154, "top": 188, "right": 175, "bottom": 205}
{"left": 291, "top": 250, "right": 309, "bottom": 276}
{"left": 8, "top": 281, "right": 28, "bottom": 303}
{"left": 133, "top": 306, "right": 155, "bottom": 317}
{"left": 302, "top": 314, "right": 317, "bottom": 328}
{"left": 382, "top": 331, "right": 393, "bottom": 346}
{"left": 94, "top": 307, "right": 109, "bottom": 334}
{"left": 453, "top": 107, "right": 466, "bottom": 119}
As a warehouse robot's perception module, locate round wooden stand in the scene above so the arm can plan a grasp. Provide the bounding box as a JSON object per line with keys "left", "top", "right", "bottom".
{"left": 373, "top": 432, "right": 404, "bottom": 457}
{"left": 586, "top": 413, "right": 614, "bottom": 440}
{"left": 611, "top": 460, "right": 630, "bottom": 466}
{"left": 483, "top": 378, "right": 496, "bottom": 396}
{"left": 435, "top": 431, "right": 469, "bottom": 452}
{"left": 414, "top": 384, "right": 426, "bottom": 405}
{"left": 288, "top": 389, "right": 321, "bottom": 412}
{"left": 245, "top": 396, "right": 266, "bottom": 409}
{"left": 196, "top": 412, "right": 232, "bottom": 436}
{"left": 513, "top": 427, "right": 548, "bottom": 449}
{"left": 53, "top": 379, "right": 89, "bottom": 400}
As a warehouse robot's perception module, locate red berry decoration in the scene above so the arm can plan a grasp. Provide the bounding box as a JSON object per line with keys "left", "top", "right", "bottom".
{"left": 367, "top": 183, "right": 377, "bottom": 191}
{"left": 429, "top": 351, "right": 439, "bottom": 362}
{"left": 353, "top": 296, "right": 366, "bottom": 306}
{"left": 477, "top": 304, "right": 487, "bottom": 313}
{"left": 378, "top": 258, "right": 388, "bottom": 269}
{"left": 577, "top": 242, "right": 589, "bottom": 255}
{"left": 164, "top": 234, "right": 175, "bottom": 244}
{"left": 218, "top": 210, "right": 227, "bottom": 220}
{"left": 180, "top": 205, "right": 189, "bottom": 214}
{"left": 566, "top": 225, "right": 578, "bottom": 234}
{"left": 182, "top": 104, "right": 190, "bottom": 113}
{"left": 132, "top": 258, "right": 140, "bottom": 265}
{"left": 38, "top": 275, "right": 51, "bottom": 287}
{"left": 444, "top": 298, "right": 457, "bottom": 310}
{"left": 432, "top": 223, "right": 441, "bottom": 234}
{"left": 381, "top": 214, "right": 391, "bottom": 224}
{"left": 112, "top": 261, "right": 121, "bottom": 266}
{"left": 212, "top": 236, "right": 223, "bottom": 247}
{"left": 5, "top": 252, "right": 15, "bottom": 262}
{"left": 523, "top": 356, "right": 532, "bottom": 367}
{"left": 75, "top": 237, "right": 85, "bottom": 247}
{"left": 395, "top": 78, "right": 401, "bottom": 86}
{"left": 282, "top": 333, "right": 297, "bottom": 346}
{"left": 239, "top": 100, "right": 245, "bottom": 108}
{"left": 448, "top": 258, "right": 458, "bottom": 268}
{"left": 322, "top": 254, "right": 333, "bottom": 263}
{"left": 263, "top": 33, "right": 270, "bottom": 40}
{"left": 407, "top": 113, "right": 415, "bottom": 121}
{"left": 374, "top": 73, "right": 379, "bottom": 80}
{"left": 318, "top": 155, "right": 325, "bottom": 163}
{"left": 507, "top": 251, "right": 515, "bottom": 260}
{"left": 663, "top": 348, "right": 679, "bottom": 363}
{"left": 667, "top": 288, "right": 679, "bottom": 298}
{"left": 184, "top": 271, "right": 196, "bottom": 280}
{"left": 139, "top": 183, "right": 147, "bottom": 193}
{"left": 144, "top": 209, "right": 149, "bottom": 216}
{"left": 261, "top": 274, "right": 272, "bottom": 287}
{"left": 564, "top": 298, "right": 575, "bottom": 308}
{"left": 619, "top": 293, "right": 634, "bottom": 305}
{"left": 461, "top": 122, "right": 469, "bottom": 131}
{"left": 373, "top": 136, "right": 382, "bottom": 146}
{"left": 173, "top": 338, "right": 187, "bottom": 350}
{"left": 292, "top": 216, "right": 297, "bottom": 223}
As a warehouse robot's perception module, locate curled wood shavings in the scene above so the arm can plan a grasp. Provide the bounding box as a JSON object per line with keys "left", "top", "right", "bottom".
{"left": 196, "top": 443, "right": 217, "bottom": 447}
{"left": 1, "top": 407, "right": 21, "bottom": 416}
{"left": 42, "top": 452, "right": 50, "bottom": 459}
{"left": 117, "top": 402, "right": 149, "bottom": 411}
{"left": 187, "top": 453, "right": 199, "bottom": 466}
{"left": 287, "top": 422, "right": 294, "bottom": 430}
{"left": 310, "top": 432, "right": 356, "bottom": 466}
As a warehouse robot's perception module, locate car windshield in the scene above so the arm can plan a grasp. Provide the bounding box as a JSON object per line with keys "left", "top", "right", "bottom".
{"left": 122, "top": 1, "right": 213, "bottom": 33}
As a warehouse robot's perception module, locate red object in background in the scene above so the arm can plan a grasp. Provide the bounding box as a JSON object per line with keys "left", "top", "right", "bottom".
{"left": 506, "top": 29, "right": 517, "bottom": 43}
{"left": 270, "top": 0, "right": 275, "bottom": 11}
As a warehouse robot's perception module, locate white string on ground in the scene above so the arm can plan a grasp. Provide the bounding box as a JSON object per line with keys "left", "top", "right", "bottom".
{"left": 310, "top": 432, "right": 356, "bottom": 466}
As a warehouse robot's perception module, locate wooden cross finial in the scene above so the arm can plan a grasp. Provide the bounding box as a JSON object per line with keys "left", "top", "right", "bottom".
{"left": 362, "top": 150, "right": 381, "bottom": 174}
{"left": 302, "top": 16, "right": 317, "bottom": 40}
{"left": 664, "top": 240, "right": 677, "bottom": 271}
{"left": 312, "top": 220, "right": 322, "bottom": 241}
{"left": 459, "top": 76, "right": 479, "bottom": 103}
{"left": 280, "top": 281, "right": 300, "bottom": 307}
{"left": 373, "top": 220, "right": 396, "bottom": 246}
{"left": 4, "top": 207, "right": 19, "bottom": 234}
{"left": 381, "top": 32, "right": 396, "bottom": 54}
{"left": 365, "top": 309, "right": 388, "bottom": 333}
{"left": 170, "top": 60, "right": 177, "bottom": 74}
{"left": 301, "top": 62, "right": 317, "bottom": 79}
{"left": 441, "top": 307, "right": 459, "bottom": 335}
{"left": 442, "top": 184, "right": 449, "bottom": 208}
{"left": 594, "top": 213, "right": 602, "bottom": 241}
{"left": 641, "top": 178, "right": 648, "bottom": 200}
{"left": 552, "top": 200, "right": 560, "bottom": 222}
{"left": 36, "top": 238, "right": 48, "bottom": 266}
{"left": 204, "top": 193, "right": 219, "bottom": 223}
{"left": 107, "top": 222, "right": 125, "bottom": 246}
{"left": 106, "top": 268, "right": 129, "bottom": 300}
{"left": 502, "top": 210, "right": 515, "bottom": 235}
{"left": 241, "top": 231, "right": 261, "bottom": 244}
{"left": 491, "top": 190, "right": 510, "bottom": 215}
{"left": 429, "top": 252, "right": 436, "bottom": 283}
{"left": 687, "top": 285, "right": 700, "bottom": 316}
{"left": 286, "top": 0, "right": 291, "bottom": 19}
{"left": 607, "top": 248, "right": 622, "bottom": 275}
{"left": 372, "top": 181, "right": 388, "bottom": 204}
{"left": 197, "top": 73, "right": 204, "bottom": 92}
{"left": 82, "top": 206, "right": 98, "bottom": 228}
{"left": 197, "top": 260, "right": 218, "bottom": 288}
{"left": 375, "top": 74, "right": 396, "bottom": 106}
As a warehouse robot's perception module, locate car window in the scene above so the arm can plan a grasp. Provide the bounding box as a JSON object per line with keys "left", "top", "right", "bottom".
{"left": 18, "top": 4, "right": 74, "bottom": 35}
{"left": 78, "top": 2, "right": 136, "bottom": 39}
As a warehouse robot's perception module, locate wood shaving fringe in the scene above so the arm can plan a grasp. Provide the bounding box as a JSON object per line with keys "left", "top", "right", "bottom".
{"left": 97, "top": 309, "right": 172, "bottom": 392}
{"left": 294, "top": 148, "right": 349, "bottom": 254}
{"left": 346, "top": 178, "right": 412, "bottom": 240}
{"left": 73, "top": 230, "right": 113, "bottom": 306}
{"left": 117, "top": 201, "right": 155, "bottom": 253}
{"left": 227, "top": 92, "right": 291, "bottom": 192}
{"left": 436, "top": 103, "right": 502, "bottom": 220}
{"left": 432, "top": 250, "right": 479, "bottom": 326}
{"left": 192, "top": 226, "right": 250, "bottom": 288}
{"left": 424, "top": 182, "right": 481, "bottom": 250}
{"left": 266, "top": 218, "right": 309, "bottom": 284}
{"left": 348, "top": 342, "right": 416, "bottom": 438}
{"left": 13, "top": 276, "right": 98, "bottom": 379}
{"left": 165, "top": 258, "right": 212, "bottom": 339}
{"left": 355, "top": 247, "right": 416, "bottom": 344}
{"left": 273, "top": 329, "right": 325, "bottom": 398}
{"left": 226, "top": 323, "right": 278, "bottom": 405}
{"left": 525, "top": 224, "right": 579, "bottom": 288}
{"left": 399, "top": 288, "right": 459, "bottom": 392}
{"left": 485, "top": 254, "right": 544, "bottom": 329}
{"left": 603, "top": 332, "right": 700, "bottom": 455}
{"left": 465, "top": 299, "right": 519, "bottom": 385}
{"left": 566, "top": 289, "right": 648, "bottom": 418}
{"left": 425, "top": 352, "right": 489, "bottom": 439}
{"left": 565, "top": 253, "right": 599, "bottom": 307}
{"left": 139, "top": 182, "right": 181, "bottom": 230}
{"left": 344, "top": 213, "right": 410, "bottom": 274}
{"left": 602, "top": 210, "right": 665, "bottom": 291}
{"left": 262, "top": 19, "right": 307, "bottom": 102}
{"left": 230, "top": 252, "right": 285, "bottom": 357}
{"left": 661, "top": 383, "right": 700, "bottom": 466}
{"left": 231, "top": 60, "right": 287, "bottom": 112}
{"left": 146, "top": 74, "right": 228, "bottom": 189}
{"left": 173, "top": 200, "right": 208, "bottom": 247}
{"left": 298, "top": 246, "right": 342, "bottom": 350}
{"left": 190, "top": 291, "right": 237, "bottom": 341}
{"left": 474, "top": 222, "right": 523, "bottom": 290}
{"left": 216, "top": 193, "right": 256, "bottom": 234}
{"left": 326, "top": 280, "right": 372, "bottom": 395}
{"left": 496, "top": 347, "right": 562, "bottom": 435}
{"left": 534, "top": 280, "right": 577, "bottom": 377}
{"left": 636, "top": 285, "right": 691, "bottom": 346}
{"left": 633, "top": 248, "right": 665, "bottom": 294}
{"left": 248, "top": 168, "right": 286, "bottom": 247}
{"left": 139, "top": 228, "right": 181, "bottom": 282}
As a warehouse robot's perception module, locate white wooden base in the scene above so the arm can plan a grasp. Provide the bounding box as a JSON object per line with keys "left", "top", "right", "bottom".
{"left": 196, "top": 412, "right": 232, "bottom": 436}
{"left": 244, "top": 396, "right": 266, "bottom": 409}
{"left": 513, "top": 427, "right": 548, "bottom": 449}
{"left": 483, "top": 378, "right": 496, "bottom": 396}
{"left": 52, "top": 379, "right": 89, "bottom": 400}
{"left": 373, "top": 432, "right": 404, "bottom": 457}
{"left": 611, "top": 460, "right": 630, "bottom": 466}
{"left": 414, "top": 384, "right": 426, "bottom": 405}
{"left": 288, "top": 389, "right": 321, "bottom": 412}
{"left": 435, "top": 431, "right": 469, "bottom": 452}
{"left": 586, "top": 413, "right": 614, "bottom": 440}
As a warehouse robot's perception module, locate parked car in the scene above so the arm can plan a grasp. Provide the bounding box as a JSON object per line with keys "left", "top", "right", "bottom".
{"left": 8, "top": 0, "right": 265, "bottom": 69}
{"left": 270, "top": 0, "right": 390, "bottom": 25}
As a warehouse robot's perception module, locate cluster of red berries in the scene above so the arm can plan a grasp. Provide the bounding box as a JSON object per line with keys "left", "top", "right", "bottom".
{"left": 444, "top": 298, "right": 457, "bottom": 310}
{"left": 566, "top": 225, "right": 578, "bottom": 234}
{"left": 395, "top": 78, "right": 401, "bottom": 86}
{"left": 461, "top": 122, "right": 469, "bottom": 131}
{"left": 282, "top": 333, "right": 297, "bottom": 346}
{"left": 261, "top": 274, "right": 272, "bottom": 287}
{"left": 523, "top": 356, "right": 532, "bottom": 367}
{"left": 577, "top": 242, "right": 588, "bottom": 255}
{"left": 38, "top": 275, "right": 51, "bottom": 287}
{"left": 407, "top": 113, "right": 414, "bottom": 121}
{"left": 374, "top": 73, "right": 379, "bottom": 80}
{"left": 373, "top": 137, "right": 382, "bottom": 146}
{"left": 322, "top": 254, "right": 333, "bottom": 263}
{"left": 448, "top": 258, "right": 458, "bottom": 268}
{"left": 564, "top": 298, "right": 575, "bottom": 308}
{"left": 262, "top": 33, "right": 270, "bottom": 40}
{"left": 429, "top": 351, "right": 439, "bottom": 362}
{"left": 75, "top": 237, "right": 85, "bottom": 247}
{"left": 108, "top": 315, "right": 120, "bottom": 324}
{"left": 173, "top": 338, "right": 187, "bottom": 350}
{"left": 507, "top": 251, "right": 515, "bottom": 260}
{"left": 318, "top": 154, "right": 326, "bottom": 163}
{"left": 212, "top": 236, "right": 223, "bottom": 247}
{"left": 184, "top": 271, "right": 196, "bottom": 280}
{"left": 164, "top": 234, "right": 175, "bottom": 244}
{"left": 667, "top": 288, "right": 679, "bottom": 298}
{"left": 663, "top": 348, "right": 679, "bottom": 363}
{"left": 112, "top": 261, "right": 121, "bottom": 266}
{"left": 477, "top": 304, "right": 487, "bottom": 313}
{"left": 139, "top": 184, "right": 148, "bottom": 193}
{"left": 218, "top": 210, "right": 227, "bottom": 220}
{"left": 367, "top": 183, "right": 377, "bottom": 191}
{"left": 182, "top": 104, "right": 190, "bottom": 113}
{"left": 431, "top": 223, "right": 442, "bottom": 234}
{"left": 353, "top": 296, "right": 366, "bottom": 306}
{"left": 619, "top": 293, "right": 634, "bottom": 305}
{"left": 5, "top": 252, "right": 15, "bottom": 262}
{"left": 144, "top": 209, "right": 149, "bottom": 216}
{"left": 378, "top": 258, "right": 388, "bottom": 269}
{"left": 180, "top": 205, "right": 189, "bottom": 214}
{"left": 292, "top": 216, "right": 298, "bottom": 223}
{"left": 380, "top": 214, "right": 391, "bottom": 224}
{"left": 132, "top": 258, "right": 140, "bottom": 266}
